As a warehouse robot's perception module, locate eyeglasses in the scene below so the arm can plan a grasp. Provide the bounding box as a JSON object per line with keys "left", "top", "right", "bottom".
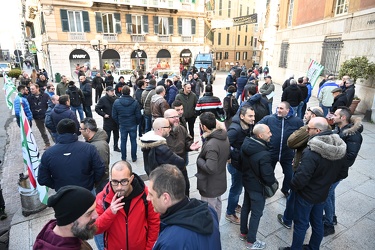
{"left": 166, "top": 116, "right": 179, "bottom": 119}
{"left": 79, "top": 127, "right": 86, "bottom": 131}
{"left": 307, "top": 107, "right": 317, "bottom": 116}
{"left": 161, "top": 126, "right": 171, "bottom": 129}
{"left": 306, "top": 127, "right": 318, "bottom": 131}
{"left": 110, "top": 179, "right": 130, "bottom": 186}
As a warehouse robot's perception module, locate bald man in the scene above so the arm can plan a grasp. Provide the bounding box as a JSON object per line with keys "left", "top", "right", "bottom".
{"left": 164, "top": 109, "right": 200, "bottom": 196}
{"left": 240, "top": 124, "right": 276, "bottom": 249}
{"left": 139, "top": 118, "right": 185, "bottom": 175}
{"left": 280, "top": 117, "right": 346, "bottom": 250}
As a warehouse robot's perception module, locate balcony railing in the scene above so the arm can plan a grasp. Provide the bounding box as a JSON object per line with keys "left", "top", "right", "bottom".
{"left": 103, "top": 33, "right": 118, "bottom": 41}
{"left": 68, "top": 32, "right": 86, "bottom": 41}
{"left": 94, "top": 0, "right": 181, "bottom": 10}
{"left": 131, "top": 34, "right": 145, "bottom": 42}
{"left": 181, "top": 36, "right": 192, "bottom": 42}
{"left": 158, "top": 35, "right": 170, "bottom": 42}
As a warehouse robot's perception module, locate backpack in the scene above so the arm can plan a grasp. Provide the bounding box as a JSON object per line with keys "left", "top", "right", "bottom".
{"left": 68, "top": 88, "right": 83, "bottom": 107}
{"left": 229, "top": 95, "right": 239, "bottom": 117}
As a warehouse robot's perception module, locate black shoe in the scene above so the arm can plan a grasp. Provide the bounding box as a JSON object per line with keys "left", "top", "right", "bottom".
{"left": 333, "top": 215, "right": 337, "bottom": 225}
{"left": 323, "top": 224, "right": 335, "bottom": 237}
{"left": 279, "top": 247, "right": 290, "bottom": 250}
{"left": 303, "top": 244, "right": 310, "bottom": 250}
{"left": 114, "top": 147, "right": 121, "bottom": 152}
{"left": 132, "top": 159, "right": 137, "bottom": 162}
{"left": 0, "top": 208, "right": 7, "bottom": 220}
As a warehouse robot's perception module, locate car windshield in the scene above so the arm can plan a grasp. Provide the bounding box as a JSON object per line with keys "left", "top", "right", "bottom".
{"left": 119, "top": 69, "right": 133, "bottom": 75}
{"left": 0, "top": 64, "right": 8, "bottom": 68}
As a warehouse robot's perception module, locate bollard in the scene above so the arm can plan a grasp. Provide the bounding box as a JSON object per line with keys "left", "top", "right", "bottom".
{"left": 18, "top": 173, "right": 47, "bottom": 216}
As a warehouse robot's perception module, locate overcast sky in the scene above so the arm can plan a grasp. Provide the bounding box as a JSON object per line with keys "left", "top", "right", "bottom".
{"left": 0, "top": 1, "right": 22, "bottom": 53}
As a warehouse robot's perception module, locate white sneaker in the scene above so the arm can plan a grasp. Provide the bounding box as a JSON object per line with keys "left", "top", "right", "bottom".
{"left": 246, "top": 240, "right": 266, "bottom": 250}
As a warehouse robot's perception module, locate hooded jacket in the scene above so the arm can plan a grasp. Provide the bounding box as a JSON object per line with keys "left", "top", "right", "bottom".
{"left": 196, "top": 129, "right": 230, "bottom": 198}
{"left": 151, "top": 94, "right": 170, "bottom": 119}
{"left": 95, "top": 94, "right": 118, "bottom": 131}
{"left": 331, "top": 93, "right": 348, "bottom": 113}
{"left": 195, "top": 92, "right": 225, "bottom": 121}
{"left": 50, "top": 104, "right": 80, "bottom": 134}
{"left": 259, "top": 81, "right": 275, "bottom": 103}
{"left": 37, "top": 133, "right": 105, "bottom": 191}
{"left": 241, "top": 136, "right": 277, "bottom": 194}
{"left": 139, "top": 131, "right": 185, "bottom": 173}
{"left": 33, "top": 220, "right": 92, "bottom": 250}
{"left": 318, "top": 81, "right": 339, "bottom": 106}
{"left": 291, "top": 130, "right": 346, "bottom": 204}
{"left": 240, "top": 93, "right": 269, "bottom": 123}
{"left": 87, "top": 129, "right": 109, "bottom": 169}
{"left": 95, "top": 174, "right": 160, "bottom": 250}
{"left": 236, "top": 75, "right": 248, "bottom": 95}
{"left": 281, "top": 84, "right": 304, "bottom": 107}
{"left": 166, "top": 84, "right": 178, "bottom": 106}
{"left": 80, "top": 80, "right": 93, "bottom": 107}
{"left": 153, "top": 198, "right": 221, "bottom": 250}
{"left": 14, "top": 93, "right": 33, "bottom": 124}
{"left": 175, "top": 89, "right": 198, "bottom": 119}
{"left": 112, "top": 95, "right": 141, "bottom": 128}
{"left": 258, "top": 110, "right": 304, "bottom": 162}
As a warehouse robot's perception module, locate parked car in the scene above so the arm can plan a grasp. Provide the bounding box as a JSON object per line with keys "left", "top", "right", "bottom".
{"left": 155, "top": 70, "right": 180, "bottom": 82}
{"left": 112, "top": 68, "right": 134, "bottom": 83}
{"left": 0, "top": 62, "right": 11, "bottom": 77}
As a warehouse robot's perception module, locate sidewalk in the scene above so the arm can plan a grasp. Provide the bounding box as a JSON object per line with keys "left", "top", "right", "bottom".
{"left": 5, "top": 79, "right": 375, "bottom": 249}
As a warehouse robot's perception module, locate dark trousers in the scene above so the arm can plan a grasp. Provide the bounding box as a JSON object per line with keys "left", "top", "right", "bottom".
{"left": 83, "top": 105, "right": 93, "bottom": 118}
{"left": 272, "top": 157, "right": 293, "bottom": 194}
{"left": 34, "top": 118, "right": 50, "bottom": 146}
{"left": 95, "top": 88, "right": 103, "bottom": 103}
{"left": 104, "top": 128, "right": 119, "bottom": 148}
{"left": 181, "top": 168, "right": 190, "bottom": 197}
{"left": 185, "top": 116, "right": 196, "bottom": 138}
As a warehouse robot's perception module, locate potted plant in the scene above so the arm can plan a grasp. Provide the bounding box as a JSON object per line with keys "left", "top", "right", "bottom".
{"left": 349, "top": 95, "right": 361, "bottom": 114}
{"left": 339, "top": 56, "right": 375, "bottom": 83}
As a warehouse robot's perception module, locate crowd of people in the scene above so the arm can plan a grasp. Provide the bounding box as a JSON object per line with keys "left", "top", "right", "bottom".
{"left": 9, "top": 65, "right": 363, "bottom": 250}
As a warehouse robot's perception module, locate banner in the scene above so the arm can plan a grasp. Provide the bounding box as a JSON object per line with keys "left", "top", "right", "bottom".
{"left": 306, "top": 59, "right": 324, "bottom": 88}
{"left": 233, "top": 14, "right": 258, "bottom": 26}
{"left": 3, "top": 75, "right": 16, "bottom": 110}
{"left": 20, "top": 103, "right": 49, "bottom": 204}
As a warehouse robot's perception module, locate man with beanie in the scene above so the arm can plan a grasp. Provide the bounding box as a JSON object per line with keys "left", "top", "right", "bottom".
{"left": 95, "top": 161, "right": 160, "bottom": 250}
{"left": 33, "top": 185, "right": 98, "bottom": 250}
{"left": 38, "top": 118, "right": 105, "bottom": 192}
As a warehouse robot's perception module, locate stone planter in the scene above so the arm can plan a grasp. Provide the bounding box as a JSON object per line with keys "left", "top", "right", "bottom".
{"left": 349, "top": 99, "right": 361, "bottom": 114}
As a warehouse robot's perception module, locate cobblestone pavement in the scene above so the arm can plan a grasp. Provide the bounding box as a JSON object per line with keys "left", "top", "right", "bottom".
{"left": 2, "top": 74, "right": 375, "bottom": 249}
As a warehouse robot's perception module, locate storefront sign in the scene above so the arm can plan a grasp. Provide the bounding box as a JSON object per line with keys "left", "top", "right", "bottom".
{"left": 69, "top": 49, "right": 90, "bottom": 60}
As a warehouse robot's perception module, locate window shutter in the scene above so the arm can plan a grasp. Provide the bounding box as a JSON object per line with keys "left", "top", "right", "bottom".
{"left": 126, "top": 14, "right": 132, "bottom": 34}
{"left": 95, "top": 12, "right": 103, "bottom": 33}
{"left": 143, "top": 15, "right": 149, "bottom": 33}
{"left": 114, "top": 13, "right": 121, "bottom": 33}
{"left": 191, "top": 19, "right": 196, "bottom": 35}
{"left": 40, "top": 12, "right": 45, "bottom": 34}
{"left": 168, "top": 17, "right": 173, "bottom": 35}
{"left": 153, "top": 16, "right": 159, "bottom": 34}
{"left": 60, "top": 9, "right": 69, "bottom": 32}
{"left": 192, "top": 0, "right": 196, "bottom": 3}
{"left": 82, "top": 11, "right": 90, "bottom": 32}
{"left": 177, "top": 18, "right": 182, "bottom": 35}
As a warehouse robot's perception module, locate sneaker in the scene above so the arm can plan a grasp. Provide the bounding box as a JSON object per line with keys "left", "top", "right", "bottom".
{"left": 277, "top": 214, "right": 291, "bottom": 229}
{"left": 239, "top": 233, "right": 247, "bottom": 241}
{"left": 235, "top": 204, "right": 242, "bottom": 214}
{"left": 247, "top": 240, "right": 266, "bottom": 250}
{"left": 323, "top": 224, "right": 335, "bottom": 237}
{"left": 225, "top": 214, "right": 240, "bottom": 225}
{"left": 333, "top": 215, "right": 337, "bottom": 225}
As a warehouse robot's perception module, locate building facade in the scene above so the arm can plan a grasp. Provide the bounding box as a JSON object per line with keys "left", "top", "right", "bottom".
{"left": 271, "top": 0, "right": 375, "bottom": 113}
{"left": 24, "top": 0, "right": 208, "bottom": 81}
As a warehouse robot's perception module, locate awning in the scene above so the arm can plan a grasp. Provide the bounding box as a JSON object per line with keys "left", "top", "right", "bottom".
{"left": 69, "top": 49, "right": 90, "bottom": 60}
{"left": 180, "top": 49, "right": 192, "bottom": 57}
{"left": 131, "top": 50, "right": 147, "bottom": 59}
{"left": 156, "top": 49, "right": 171, "bottom": 58}
{"left": 102, "top": 49, "right": 120, "bottom": 59}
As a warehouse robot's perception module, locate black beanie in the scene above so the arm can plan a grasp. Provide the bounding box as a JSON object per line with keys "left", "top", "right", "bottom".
{"left": 57, "top": 118, "right": 76, "bottom": 134}
{"left": 47, "top": 185, "right": 96, "bottom": 226}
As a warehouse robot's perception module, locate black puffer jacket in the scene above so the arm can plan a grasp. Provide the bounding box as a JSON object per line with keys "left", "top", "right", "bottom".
{"left": 241, "top": 136, "right": 277, "bottom": 194}
{"left": 331, "top": 93, "right": 348, "bottom": 113}
{"left": 80, "top": 80, "right": 93, "bottom": 106}
{"left": 95, "top": 94, "right": 118, "bottom": 131}
{"left": 281, "top": 84, "right": 303, "bottom": 107}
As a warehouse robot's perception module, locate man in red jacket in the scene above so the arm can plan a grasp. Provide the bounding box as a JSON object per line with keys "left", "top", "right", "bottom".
{"left": 95, "top": 160, "right": 160, "bottom": 250}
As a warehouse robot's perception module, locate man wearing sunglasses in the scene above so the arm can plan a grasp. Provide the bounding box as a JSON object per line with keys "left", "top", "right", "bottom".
{"left": 95, "top": 160, "right": 160, "bottom": 250}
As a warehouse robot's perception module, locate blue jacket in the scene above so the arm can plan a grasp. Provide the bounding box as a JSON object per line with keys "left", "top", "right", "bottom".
{"left": 258, "top": 110, "right": 303, "bottom": 162}
{"left": 152, "top": 198, "right": 221, "bottom": 250}
{"left": 236, "top": 76, "right": 248, "bottom": 96}
{"left": 49, "top": 104, "right": 80, "bottom": 134}
{"left": 112, "top": 95, "right": 141, "bottom": 128}
{"left": 14, "top": 94, "right": 33, "bottom": 121}
{"left": 44, "top": 101, "right": 56, "bottom": 131}
{"left": 166, "top": 85, "right": 178, "bottom": 107}
{"left": 224, "top": 74, "right": 235, "bottom": 90}
{"left": 38, "top": 133, "right": 105, "bottom": 191}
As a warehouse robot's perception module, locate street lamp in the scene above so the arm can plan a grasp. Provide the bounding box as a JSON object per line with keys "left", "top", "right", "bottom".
{"left": 90, "top": 35, "right": 108, "bottom": 75}
{"left": 133, "top": 42, "right": 143, "bottom": 72}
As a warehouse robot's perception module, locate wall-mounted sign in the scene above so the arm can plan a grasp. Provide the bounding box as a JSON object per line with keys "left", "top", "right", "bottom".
{"left": 69, "top": 49, "right": 90, "bottom": 60}
{"left": 233, "top": 14, "right": 257, "bottom": 26}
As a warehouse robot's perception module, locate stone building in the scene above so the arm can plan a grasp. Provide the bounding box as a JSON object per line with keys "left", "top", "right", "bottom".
{"left": 24, "top": 0, "right": 208, "bottom": 80}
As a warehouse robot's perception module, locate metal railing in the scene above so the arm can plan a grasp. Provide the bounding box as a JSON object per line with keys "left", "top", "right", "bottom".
{"left": 131, "top": 35, "right": 145, "bottom": 42}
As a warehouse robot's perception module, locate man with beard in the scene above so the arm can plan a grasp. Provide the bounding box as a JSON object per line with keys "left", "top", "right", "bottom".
{"left": 92, "top": 72, "right": 104, "bottom": 103}
{"left": 164, "top": 109, "right": 200, "bottom": 197}
{"left": 95, "top": 161, "right": 160, "bottom": 250}
{"left": 33, "top": 185, "right": 98, "bottom": 250}
{"left": 95, "top": 86, "right": 120, "bottom": 152}
{"left": 56, "top": 75, "right": 69, "bottom": 96}
{"left": 175, "top": 83, "right": 198, "bottom": 138}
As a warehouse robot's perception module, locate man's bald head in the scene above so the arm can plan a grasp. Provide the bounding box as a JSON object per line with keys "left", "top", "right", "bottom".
{"left": 164, "top": 109, "right": 178, "bottom": 118}
{"left": 309, "top": 117, "right": 330, "bottom": 132}
{"left": 253, "top": 124, "right": 272, "bottom": 142}
{"left": 153, "top": 118, "right": 171, "bottom": 138}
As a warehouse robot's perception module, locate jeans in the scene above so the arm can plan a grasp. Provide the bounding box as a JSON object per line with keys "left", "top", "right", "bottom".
{"left": 94, "top": 234, "right": 104, "bottom": 250}
{"left": 120, "top": 125, "right": 137, "bottom": 161}
{"left": 282, "top": 189, "right": 296, "bottom": 226}
{"left": 207, "top": 75, "right": 211, "bottom": 84}
{"left": 71, "top": 105, "right": 84, "bottom": 121}
{"left": 291, "top": 106, "right": 298, "bottom": 117}
{"left": 268, "top": 102, "right": 273, "bottom": 114}
{"left": 201, "top": 196, "right": 222, "bottom": 222}
{"left": 104, "top": 128, "right": 119, "bottom": 148}
{"left": 323, "top": 180, "right": 341, "bottom": 226}
{"left": 144, "top": 114, "right": 152, "bottom": 133}
{"left": 297, "top": 101, "right": 304, "bottom": 119}
{"left": 34, "top": 118, "right": 50, "bottom": 146}
{"left": 240, "top": 190, "right": 265, "bottom": 243}
{"left": 226, "top": 163, "right": 243, "bottom": 215}
{"left": 272, "top": 158, "right": 293, "bottom": 194}
{"left": 185, "top": 116, "right": 196, "bottom": 138}
{"left": 319, "top": 103, "right": 331, "bottom": 117}
{"left": 181, "top": 168, "right": 190, "bottom": 197}
{"left": 83, "top": 105, "right": 93, "bottom": 118}
{"left": 291, "top": 193, "right": 324, "bottom": 250}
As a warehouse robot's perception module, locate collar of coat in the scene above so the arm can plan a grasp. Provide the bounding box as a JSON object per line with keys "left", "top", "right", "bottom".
{"left": 307, "top": 131, "right": 346, "bottom": 160}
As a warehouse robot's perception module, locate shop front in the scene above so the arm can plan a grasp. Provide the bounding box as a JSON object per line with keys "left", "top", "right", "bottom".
{"left": 102, "top": 49, "right": 120, "bottom": 73}
{"left": 155, "top": 49, "right": 171, "bottom": 70}
{"left": 131, "top": 50, "right": 147, "bottom": 72}
{"left": 180, "top": 49, "right": 192, "bottom": 71}
{"left": 69, "top": 49, "right": 90, "bottom": 80}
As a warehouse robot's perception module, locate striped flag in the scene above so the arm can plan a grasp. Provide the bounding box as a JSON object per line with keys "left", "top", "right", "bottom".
{"left": 19, "top": 102, "right": 49, "bottom": 204}
{"left": 306, "top": 59, "right": 325, "bottom": 88}
{"left": 3, "top": 75, "right": 16, "bottom": 110}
